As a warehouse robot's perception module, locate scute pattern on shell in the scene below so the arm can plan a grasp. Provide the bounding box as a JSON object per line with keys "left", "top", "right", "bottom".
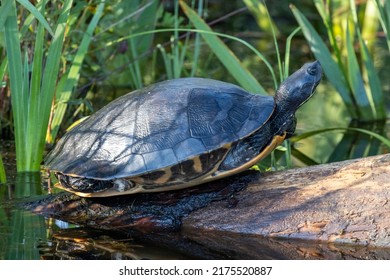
{"left": 45, "top": 78, "right": 275, "bottom": 180}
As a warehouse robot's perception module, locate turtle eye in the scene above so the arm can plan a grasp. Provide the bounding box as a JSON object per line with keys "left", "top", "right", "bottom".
{"left": 307, "top": 65, "right": 317, "bottom": 76}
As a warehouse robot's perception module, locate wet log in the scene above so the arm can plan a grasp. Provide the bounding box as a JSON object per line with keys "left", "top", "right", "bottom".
{"left": 25, "top": 153, "right": 390, "bottom": 259}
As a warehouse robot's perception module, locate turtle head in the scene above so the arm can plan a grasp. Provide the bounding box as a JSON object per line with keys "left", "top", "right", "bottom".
{"left": 275, "top": 61, "right": 322, "bottom": 112}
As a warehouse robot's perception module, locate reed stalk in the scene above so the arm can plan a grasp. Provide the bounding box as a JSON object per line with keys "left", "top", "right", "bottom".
{"left": 3, "top": 0, "right": 73, "bottom": 171}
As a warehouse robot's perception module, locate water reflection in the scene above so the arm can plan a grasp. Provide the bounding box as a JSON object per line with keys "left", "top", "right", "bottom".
{"left": 327, "top": 120, "right": 387, "bottom": 162}
{"left": 0, "top": 173, "right": 47, "bottom": 260}
{"left": 292, "top": 119, "right": 388, "bottom": 166}
{"left": 37, "top": 227, "right": 187, "bottom": 260}
{"left": 30, "top": 223, "right": 390, "bottom": 260}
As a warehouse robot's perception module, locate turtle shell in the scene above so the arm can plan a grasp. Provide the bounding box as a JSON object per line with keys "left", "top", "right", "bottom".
{"left": 45, "top": 78, "right": 275, "bottom": 196}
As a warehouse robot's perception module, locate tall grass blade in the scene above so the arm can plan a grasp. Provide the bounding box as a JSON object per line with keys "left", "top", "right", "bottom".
{"left": 180, "top": 0, "right": 266, "bottom": 94}
{"left": 3, "top": 0, "right": 26, "bottom": 170}
{"left": 19, "top": 8, "right": 35, "bottom": 35}
{"left": 25, "top": 0, "right": 46, "bottom": 167}
{"left": 361, "top": 0, "right": 380, "bottom": 51}
{"left": 16, "top": 0, "right": 54, "bottom": 36}
{"left": 327, "top": 122, "right": 384, "bottom": 162}
{"left": 0, "top": 57, "right": 7, "bottom": 86}
{"left": 23, "top": 0, "right": 73, "bottom": 170}
{"left": 4, "top": 0, "right": 73, "bottom": 171}
{"left": 158, "top": 44, "right": 173, "bottom": 79}
{"left": 102, "top": 27, "right": 277, "bottom": 89}
{"left": 291, "top": 5, "right": 358, "bottom": 119}
{"left": 345, "top": 26, "right": 373, "bottom": 121}
{"left": 173, "top": 1, "right": 182, "bottom": 79}
{"left": 359, "top": 38, "right": 386, "bottom": 119}
{"left": 128, "top": 38, "right": 144, "bottom": 89}
{"left": 262, "top": 0, "right": 282, "bottom": 85}
{"left": 351, "top": 134, "right": 374, "bottom": 158}
{"left": 375, "top": 0, "right": 390, "bottom": 51}
{"left": 0, "top": 0, "right": 12, "bottom": 30}
{"left": 0, "top": 53, "right": 7, "bottom": 156}
{"left": 291, "top": 148, "right": 319, "bottom": 166}
{"left": 190, "top": 0, "right": 204, "bottom": 77}
{"left": 0, "top": 155, "right": 6, "bottom": 183}
{"left": 312, "top": 0, "right": 343, "bottom": 63}
{"left": 351, "top": 1, "right": 386, "bottom": 120}
{"left": 243, "top": 0, "right": 280, "bottom": 37}
{"left": 327, "top": 131, "right": 356, "bottom": 162}
{"left": 291, "top": 127, "right": 390, "bottom": 148}
{"left": 126, "top": 0, "right": 159, "bottom": 88}
{"left": 284, "top": 27, "right": 301, "bottom": 78}
{"left": 49, "top": 1, "right": 105, "bottom": 143}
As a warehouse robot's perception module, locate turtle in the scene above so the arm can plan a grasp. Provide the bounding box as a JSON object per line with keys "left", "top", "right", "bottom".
{"left": 45, "top": 61, "right": 322, "bottom": 197}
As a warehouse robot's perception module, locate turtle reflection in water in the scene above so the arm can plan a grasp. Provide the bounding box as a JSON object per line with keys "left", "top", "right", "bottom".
{"left": 45, "top": 61, "right": 322, "bottom": 197}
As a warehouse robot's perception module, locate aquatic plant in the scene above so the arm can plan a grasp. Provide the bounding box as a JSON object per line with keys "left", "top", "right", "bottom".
{"left": 2, "top": 0, "right": 103, "bottom": 171}
{"left": 292, "top": 0, "right": 386, "bottom": 121}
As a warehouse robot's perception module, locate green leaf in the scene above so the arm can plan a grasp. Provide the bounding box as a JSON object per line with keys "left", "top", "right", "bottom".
{"left": 284, "top": 27, "right": 301, "bottom": 78}
{"left": 36, "top": 0, "right": 73, "bottom": 155}
{"left": 49, "top": 1, "right": 105, "bottom": 143}
{"left": 345, "top": 26, "right": 373, "bottom": 121}
{"left": 24, "top": 0, "right": 46, "bottom": 167}
{"left": 291, "top": 5, "right": 358, "bottom": 119}
{"left": 180, "top": 0, "right": 266, "bottom": 94}
{"left": 291, "top": 148, "right": 319, "bottom": 166}
{"left": 16, "top": 0, "right": 54, "bottom": 36}
{"left": 5, "top": 0, "right": 74, "bottom": 171}
{"left": 101, "top": 26, "right": 277, "bottom": 89}
{"left": 291, "top": 127, "right": 390, "bottom": 148}
{"left": 3, "top": 0, "right": 27, "bottom": 170}
{"left": 243, "top": 0, "right": 280, "bottom": 37}
{"left": 375, "top": 0, "right": 390, "bottom": 51}
{"left": 359, "top": 38, "right": 386, "bottom": 119}
{"left": 351, "top": 1, "right": 386, "bottom": 120}
{"left": 0, "top": 0, "right": 12, "bottom": 30}
{"left": 0, "top": 58, "right": 7, "bottom": 84}
{"left": 326, "top": 122, "right": 384, "bottom": 162}
{"left": 0, "top": 155, "right": 6, "bottom": 183}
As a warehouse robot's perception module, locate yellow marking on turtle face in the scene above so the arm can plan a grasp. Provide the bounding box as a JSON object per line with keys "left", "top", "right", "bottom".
{"left": 192, "top": 156, "right": 203, "bottom": 173}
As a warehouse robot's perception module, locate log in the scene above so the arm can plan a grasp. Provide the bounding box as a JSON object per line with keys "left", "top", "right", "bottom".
{"left": 24, "top": 153, "right": 390, "bottom": 259}
{"left": 182, "top": 153, "right": 390, "bottom": 247}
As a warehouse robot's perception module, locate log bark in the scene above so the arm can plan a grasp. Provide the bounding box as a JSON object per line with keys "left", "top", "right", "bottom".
{"left": 182, "top": 153, "right": 390, "bottom": 247}
{"left": 24, "top": 153, "right": 390, "bottom": 259}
